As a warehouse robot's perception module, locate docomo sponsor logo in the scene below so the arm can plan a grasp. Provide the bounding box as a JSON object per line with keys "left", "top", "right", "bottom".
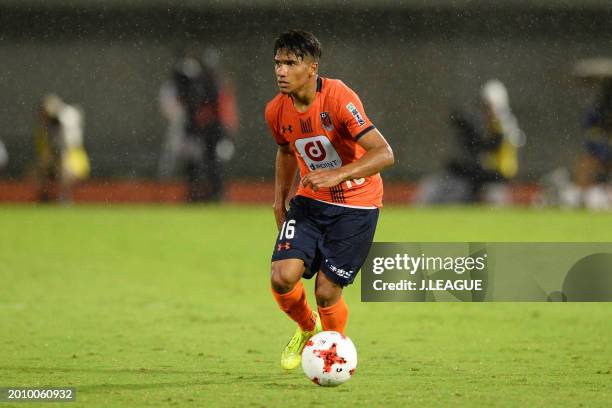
{"left": 372, "top": 253, "right": 487, "bottom": 275}
{"left": 304, "top": 140, "right": 326, "bottom": 161}
{"left": 295, "top": 135, "right": 343, "bottom": 171}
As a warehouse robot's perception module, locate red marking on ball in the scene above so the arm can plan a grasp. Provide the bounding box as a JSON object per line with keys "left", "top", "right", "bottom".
{"left": 313, "top": 343, "right": 347, "bottom": 373}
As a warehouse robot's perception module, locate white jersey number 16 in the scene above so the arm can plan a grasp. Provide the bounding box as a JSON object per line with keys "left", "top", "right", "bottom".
{"left": 280, "top": 219, "right": 296, "bottom": 240}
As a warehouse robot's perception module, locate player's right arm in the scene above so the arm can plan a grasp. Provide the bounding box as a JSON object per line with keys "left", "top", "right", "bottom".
{"left": 265, "top": 98, "right": 296, "bottom": 230}
{"left": 273, "top": 143, "right": 297, "bottom": 230}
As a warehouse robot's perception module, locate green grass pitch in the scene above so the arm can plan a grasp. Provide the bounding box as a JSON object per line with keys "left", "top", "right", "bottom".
{"left": 1, "top": 205, "right": 611, "bottom": 407}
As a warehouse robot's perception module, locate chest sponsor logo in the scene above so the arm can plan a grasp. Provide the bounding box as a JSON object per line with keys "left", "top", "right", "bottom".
{"left": 295, "top": 135, "right": 343, "bottom": 171}
{"left": 320, "top": 112, "right": 334, "bottom": 131}
{"left": 346, "top": 102, "right": 366, "bottom": 127}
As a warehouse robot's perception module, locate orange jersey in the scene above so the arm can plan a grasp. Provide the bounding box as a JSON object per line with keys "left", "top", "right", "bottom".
{"left": 265, "top": 77, "right": 383, "bottom": 208}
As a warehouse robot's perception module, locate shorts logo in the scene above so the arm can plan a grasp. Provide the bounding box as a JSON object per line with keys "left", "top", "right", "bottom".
{"left": 295, "top": 135, "right": 342, "bottom": 171}
{"left": 346, "top": 102, "right": 366, "bottom": 127}
{"left": 277, "top": 242, "right": 291, "bottom": 251}
{"left": 320, "top": 112, "right": 334, "bottom": 131}
{"left": 325, "top": 259, "right": 354, "bottom": 279}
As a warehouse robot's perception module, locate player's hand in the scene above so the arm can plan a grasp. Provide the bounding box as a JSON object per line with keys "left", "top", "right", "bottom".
{"left": 272, "top": 203, "right": 287, "bottom": 231}
{"left": 301, "top": 169, "right": 345, "bottom": 192}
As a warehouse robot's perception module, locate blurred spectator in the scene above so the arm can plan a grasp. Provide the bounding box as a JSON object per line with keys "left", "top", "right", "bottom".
{"left": 0, "top": 139, "right": 8, "bottom": 170}
{"left": 417, "top": 80, "right": 525, "bottom": 204}
{"left": 35, "top": 94, "right": 90, "bottom": 202}
{"left": 542, "top": 59, "right": 612, "bottom": 210}
{"left": 575, "top": 77, "right": 611, "bottom": 210}
{"left": 159, "top": 47, "right": 237, "bottom": 202}
{"left": 158, "top": 77, "right": 187, "bottom": 180}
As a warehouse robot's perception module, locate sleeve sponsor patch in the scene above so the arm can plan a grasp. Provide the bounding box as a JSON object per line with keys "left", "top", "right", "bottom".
{"left": 346, "top": 102, "right": 366, "bottom": 127}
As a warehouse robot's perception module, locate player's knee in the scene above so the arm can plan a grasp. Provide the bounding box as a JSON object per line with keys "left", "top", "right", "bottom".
{"left": 270, "top": 262, "right": 299, "bottom": 294}
{"left": 315, "top": 282, "right": 342, "bottom": 307}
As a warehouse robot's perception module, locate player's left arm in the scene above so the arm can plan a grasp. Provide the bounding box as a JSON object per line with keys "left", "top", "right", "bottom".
{"left": 301, "top": 128, "right": 394, "bottom": 191}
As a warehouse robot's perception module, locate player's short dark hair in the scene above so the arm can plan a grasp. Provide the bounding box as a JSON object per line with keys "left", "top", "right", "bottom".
{"left": 274, "top": 30, "right": 322, "bottom": 61}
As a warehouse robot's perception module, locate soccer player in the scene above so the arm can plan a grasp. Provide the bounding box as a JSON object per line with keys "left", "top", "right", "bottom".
{"left": 265, "top": 30, "right": 394, "bottom": 370}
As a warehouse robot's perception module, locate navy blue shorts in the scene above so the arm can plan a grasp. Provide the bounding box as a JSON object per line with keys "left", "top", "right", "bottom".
{"left": 271, "top": 195, "right": 379, "bottom": 287}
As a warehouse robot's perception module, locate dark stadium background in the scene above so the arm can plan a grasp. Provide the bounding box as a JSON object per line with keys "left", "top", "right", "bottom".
{"left": 0, "top": 0, "right": 609, "bottom": 185}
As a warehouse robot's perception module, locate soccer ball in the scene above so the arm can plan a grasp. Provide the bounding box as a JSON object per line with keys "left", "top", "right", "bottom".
{"left": 301, "top": 331, "right": 357, "bottom": 386}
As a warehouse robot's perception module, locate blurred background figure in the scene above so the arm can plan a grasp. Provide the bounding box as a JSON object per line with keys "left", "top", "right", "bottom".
{"left": 35, "top": 94, "right": 90, "bottom": 202}
{"left": 417, "top": 79, "right": 525, "bottom": 205}
{"left": 574, "top": 59, "right": 611, "bottom": 210}
{"left": 0, "top": 139, "right": 8, "bottom": 171}
{"left": 541, "top": 59, "right": 612, "bottom": 211}
{"left": 159, "top": 46, "right": 237, "bottom": 202}
{"left": 158, "top": 73, "right": 187, "bottom": 180}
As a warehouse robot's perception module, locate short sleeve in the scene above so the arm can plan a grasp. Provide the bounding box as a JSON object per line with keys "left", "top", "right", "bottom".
{"left": 265, "top": 102, "right": 289, "bottom": 145}
{"left": 335, "top": 85, "right": 375, "bottom": 140}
